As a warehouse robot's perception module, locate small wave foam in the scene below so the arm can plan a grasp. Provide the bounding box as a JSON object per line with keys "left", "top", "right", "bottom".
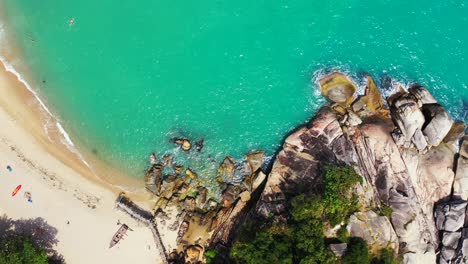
{"left": 0, "top": 55, "right": 95, "bottom": 170}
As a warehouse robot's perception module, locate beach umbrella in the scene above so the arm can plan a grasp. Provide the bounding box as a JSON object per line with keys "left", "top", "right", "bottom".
{"left": 12, "top": 185, "right": 22, "bottom": 196}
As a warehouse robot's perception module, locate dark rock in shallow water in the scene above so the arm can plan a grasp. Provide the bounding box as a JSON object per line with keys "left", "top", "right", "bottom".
{"left": 172, "top": 137, "right": 192, "bottom": 151}
{"left": 195, "top": 139, "right": 204, "bottom": 152}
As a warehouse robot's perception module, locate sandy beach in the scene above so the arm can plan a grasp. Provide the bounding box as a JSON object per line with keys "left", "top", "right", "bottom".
{"left": 0, "top": 51, "right": 165, "bottom": 263}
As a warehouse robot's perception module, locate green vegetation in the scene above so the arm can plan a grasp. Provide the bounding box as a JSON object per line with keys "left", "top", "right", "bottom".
{"left": 372, "top": 248, "right": 397, "bottom": 264}
{"left": 0, "top": 236, "right": 48, "bottom": 264}
{"left": 231, "top": 165, "right": 370, "bottom": 264}
{"left": 204, "top": 249, "right": 218, "bottom": 264}
{"left": 323, "top": 165, "right": 362, "bottom": 226}
{"left": 379, "top": 204, "right": 393, "bottom": 219}
{"left": 342, "top": 237, "right": 370, "bottom": 264}
{"left": 337, "top": 225, "right": 350, "bottom": 243}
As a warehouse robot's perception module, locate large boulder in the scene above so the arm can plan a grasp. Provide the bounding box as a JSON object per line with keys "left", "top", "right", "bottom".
{"left": 347, "top": 211, "right": 398, "bottom": 252}
{"left": 256, "top": 107, "right": 345, "bottom": 218}
{"left": 421, "top": 104, "right": 453, "bottom": 147}
{"left": 389, "top": 93, "right": 426, "bottom": 144}
{"left": 435, "top": 200, "right": 467, "bottom": 232}
{"left": 351, "top": 120, "right": 436, "bottom": 261}
{"left": 319, "top": 72, "right": 357, "bottom": 107}
{"left": 352, "top": 75, "right": 389, "bottom": 117}
{"left": 246, "top": 151, "right": 264, "bottom": 174}
{"left": 408, "top": 86, "right": 437, "bottom": 105}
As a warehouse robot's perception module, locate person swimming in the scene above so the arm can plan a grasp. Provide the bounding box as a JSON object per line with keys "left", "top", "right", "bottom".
{"left": 68, "top": 18, "right": 75, "bottom": 27}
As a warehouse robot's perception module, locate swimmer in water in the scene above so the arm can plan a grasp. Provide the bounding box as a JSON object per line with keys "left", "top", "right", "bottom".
{"left": 68, "top": 18, "right": 75, "bottom": 27}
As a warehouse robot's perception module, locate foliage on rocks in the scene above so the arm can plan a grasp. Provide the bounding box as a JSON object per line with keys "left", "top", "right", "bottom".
{"left": 230, "top": 165, "right": 367, "bottom": 264}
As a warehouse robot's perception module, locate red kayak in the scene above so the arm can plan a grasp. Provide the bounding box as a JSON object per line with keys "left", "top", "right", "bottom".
{"left": 12, "top": 185, "right": 22, "bottom": 196}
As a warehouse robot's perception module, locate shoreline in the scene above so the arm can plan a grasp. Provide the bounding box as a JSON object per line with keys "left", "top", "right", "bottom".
{"left": 0, "top": 53, "right": 149, "bottom": 197}
{"left": 0, "top": 69, "right": 166, "bottom": 262}
{"left": 0, "top": 10, "right": 151, "bottom": 198}
{"left": 0, "top": 11, "right": 171, "bottom": 263}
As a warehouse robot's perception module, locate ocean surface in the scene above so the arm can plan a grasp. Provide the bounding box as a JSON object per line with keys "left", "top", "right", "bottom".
{"left": 1, "top": 0, "right": 467, "bottom": 179}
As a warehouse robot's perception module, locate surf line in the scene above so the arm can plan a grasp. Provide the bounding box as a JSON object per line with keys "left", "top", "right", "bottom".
{"left": 0, "top": 54, "right": 96, "bottom": 176}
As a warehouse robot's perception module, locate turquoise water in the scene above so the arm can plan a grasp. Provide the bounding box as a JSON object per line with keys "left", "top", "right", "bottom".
{"left": 1, "top": 0, "right": 467, "bottom": 178}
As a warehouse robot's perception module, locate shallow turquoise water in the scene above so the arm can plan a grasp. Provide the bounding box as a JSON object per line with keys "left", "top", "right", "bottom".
{"left": 1, "top": 0, "right": 467, "bottom": 178}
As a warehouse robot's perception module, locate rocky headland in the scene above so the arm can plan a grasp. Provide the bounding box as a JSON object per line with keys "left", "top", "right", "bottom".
{"left": 118, "top": 72, "right": 468, "bottom": 264}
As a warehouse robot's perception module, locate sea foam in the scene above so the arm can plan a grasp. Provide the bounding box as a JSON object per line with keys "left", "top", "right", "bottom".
{"left": 0, "top": 21, "right": 95, "bottom": 174}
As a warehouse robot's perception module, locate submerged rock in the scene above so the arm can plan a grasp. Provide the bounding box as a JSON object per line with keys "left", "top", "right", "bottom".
{"left": 319, "top": 72, "right": 357, "bottom": 107}
{"left": 149, "top": 153, "right": 158, "bottom": 165}
{"left": 185, "top": 168, "right": 198, "bottom": 180}
{"left": 162, "top": 154, "right": 174, "bottom": 167}
{"left": 195, "top": 139, "right": 204, "bottom": 152}
{"left": 174, "top": 164, "right": 184, "bottom": 175}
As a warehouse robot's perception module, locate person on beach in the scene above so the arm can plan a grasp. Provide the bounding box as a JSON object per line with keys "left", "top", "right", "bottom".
{"left": 6, "top": 165, "right": 12, "bottom": 172}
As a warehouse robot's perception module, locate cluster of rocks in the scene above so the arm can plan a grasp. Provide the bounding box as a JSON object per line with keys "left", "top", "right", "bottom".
{"left": 434, "top": 136, "right": 468, "bottom": 263}
{"left": 138, "top": 72, "right": 466, "bottom": 264}
{"left": 256, "top": 72, "right": 467, "bottom": 263}
{"left": 145, "top": 138, "right": 267, "bottom": 263}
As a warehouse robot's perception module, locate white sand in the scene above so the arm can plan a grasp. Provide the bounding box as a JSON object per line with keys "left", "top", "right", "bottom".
{"left": 0, "top": 57, "right": 164, "bottom": 263}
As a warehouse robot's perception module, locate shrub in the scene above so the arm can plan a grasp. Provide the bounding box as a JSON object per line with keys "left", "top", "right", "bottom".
{"left": 379, "top": 204, "right": 393, "bottom": 219}
{"left": 230, "top": 225, "right": 293, "bottom": 264}
{"left": 337, "top": 225, "right": 350, "bottom": 243}
{"left": 230, "top": 165, "right": 364, "bottom": 264}
{"left": 0, "top": 236, "right": 48, "bottom": 264}
{"left": 204, "top": 249, "right": 218, "bottom": 264}
{"left": 371, "top": 248, "right": 397, "bottom": 264}
{"left": 323, "top": 165, "right": 362, "bottom": 226}
{"left": 342, "top": 237, "right": 370, "bottom": 264}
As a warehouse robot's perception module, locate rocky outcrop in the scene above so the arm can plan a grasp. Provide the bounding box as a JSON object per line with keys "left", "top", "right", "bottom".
{"left": 351, "top": 118, "right": 436, "bottom": 262}
{"left": 435, "top": 200, "right": 468, "bottom": 263}
{"left": 256, "top": 106, "right": 349, "bottom": 218}
{"left": 257, "top": 72, "right": 465, "bottom": 263}
{"left": 139, "top": 71, "right": 465, "bottom": 264}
